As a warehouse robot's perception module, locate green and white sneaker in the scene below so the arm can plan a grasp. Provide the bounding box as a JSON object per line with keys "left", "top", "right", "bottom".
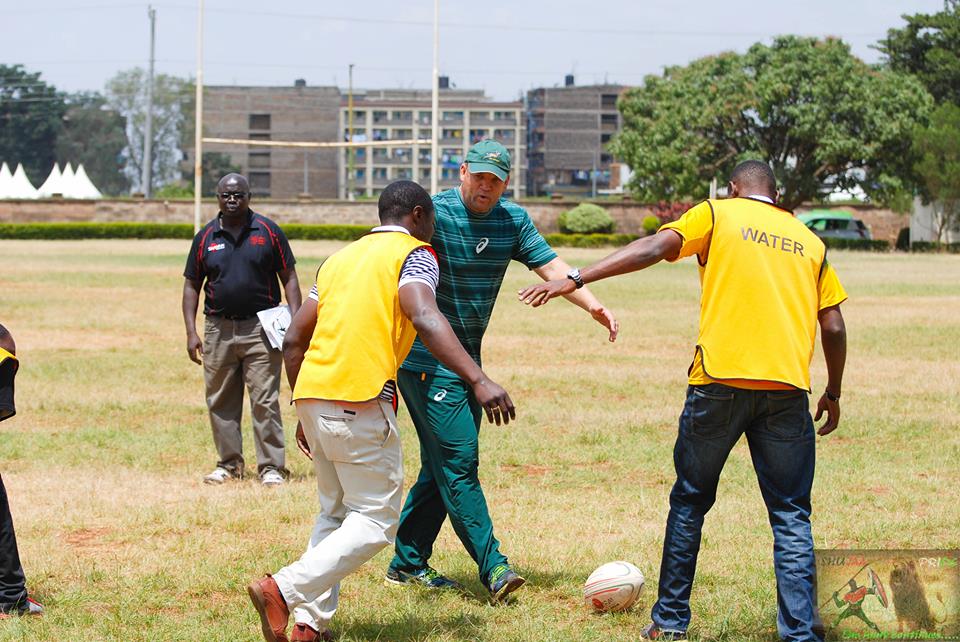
{"left": 384, "top": 566, "right": 463, "bottom": 591}
{"left": 487, "top": 564, "right": 525, "bottom": 603}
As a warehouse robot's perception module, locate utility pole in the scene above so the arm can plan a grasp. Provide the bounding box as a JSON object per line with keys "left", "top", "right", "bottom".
{"left": 347, "top": 63, "right": 354, "bottom": 200}
{"left": 193, "top": 0, "right": 204, "bottom": 233}
{"left": 142, "top": 5, "right": 156, "bottom": 198}
{"left": 591, "top": 151, "right": 598, "bottom": 199}
{"left": 430, "top": 0, "right": 439, "bottom": 195}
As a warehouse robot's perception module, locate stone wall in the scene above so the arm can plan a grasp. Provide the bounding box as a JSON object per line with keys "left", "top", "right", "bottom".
{"left": 0, "top": 198, "right": 907, "bottom": 243}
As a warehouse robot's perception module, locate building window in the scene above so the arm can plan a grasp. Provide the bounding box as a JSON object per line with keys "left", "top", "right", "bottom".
{"left": 393, "top": 129, "right": 413, "bottom": 140}
{"left": 470, "top": 111, "right": 491, "bottom": 122}
{"left": 392, "top": 110, "right": 412, "bottom": 121}
{"left": 601, "top": 94, "right": 619, "bottom": 109}
{"left": 248, "top": 151, "right": 271, "bottom": 169}
{"left": 442, "top": 110, "right": 463, "bottom": 122}
{"left": 249, "top": 114, "right": 271, "bottom": 130}
{"left": 355, "top": 168, "right": 365, "bottom": 179}
{"left": 419, "top": 168, "right": 431, "bottom": 180}
{"left": 441, "top": 167, "right": 458, "bottom": 180}
{"left": 470, "top": 129, "right": 488, "bottom": 143}
{"left": 441, "top": 149, "right": 462, "bottom": 168}
{"left": 396, "top": 167, "right": 412, "bottom": 179}
{"left": 601, "top": 133, "right": 612, "bottom": 144}
{"left": 493, "top": 128, "right": 515, "bottom": 143}
{"left": 372, "top": 110, "right": 388, "bottom": 124}
{"left": 373, "top": 167, "right": 387, "bottom": 180}
{"left": 493, "top": 111, "right": 515, "bottom": 122}
{"left": 393, "top": 147, "right": 411, "bottom": 161}
{"left": 441, "top": 129, "right": 462, "bottom": 140}
{"left": 249, "top": 133, "right": 271, "bottom": 141}
{"left": 418, "top": 111, "right": 432, "bottom": 125}
{"left": 249, "top": 171, "right": 271, "bottom": 195}
{"left": 373, "top": 148, "right": 389, "bottom": 161}
{"left": 372, "top": 129, "right": 388, "bottom": 141}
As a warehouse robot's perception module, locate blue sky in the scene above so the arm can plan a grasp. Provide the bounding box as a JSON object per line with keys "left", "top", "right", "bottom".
{"left": 0, "top": 0, "right": 946, "bottom": 100}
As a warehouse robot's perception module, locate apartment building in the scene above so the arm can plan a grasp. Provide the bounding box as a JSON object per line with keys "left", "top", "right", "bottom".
{"left": 339, "top": 83, "right": 525, "bottom": 199}
{"left": 200, "top": 81, "right": 341, "bottom": 198}
{"left": 526, "top": 79, "right": 627, "bottom": 197}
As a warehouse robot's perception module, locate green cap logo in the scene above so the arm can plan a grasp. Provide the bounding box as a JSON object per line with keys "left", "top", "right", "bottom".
{"left": 466, "top": 139, "right": 511, "bottom": 181}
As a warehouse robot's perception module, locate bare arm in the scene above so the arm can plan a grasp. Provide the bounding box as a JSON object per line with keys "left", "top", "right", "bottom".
{"left": 281, "top": 297, "right": 318, "bottom": 392}
{"left": 182, "top": 278, "right": 204, "bottom": 365}
{"left": 532, "top": 256, "right": 619, "bottom": 342}
{"left": 279, "top": 267, "right": 302, "bottom": 317}
{"left": 398, "top": 283, "right": 515, "bottom": 425}
{"left": 814, "top": 305, "right": 846, "bottom": 436}
{"left": 519, "top": 230, "right": 682, "bottom": 307}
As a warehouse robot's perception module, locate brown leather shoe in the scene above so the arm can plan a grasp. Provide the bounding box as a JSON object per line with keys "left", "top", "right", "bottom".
{"left": 248, "top": 575, "right": 290, "bottom": 642}
{"left": 291, "top": 622, "right": 334, "bottom": 641}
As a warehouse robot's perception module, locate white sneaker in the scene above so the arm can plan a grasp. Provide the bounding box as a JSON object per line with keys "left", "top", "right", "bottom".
{"left": 261, "top": 469, "right": 285, "bottom": 486}
{"left": 203, "top": 466, "right": 235, "bottom": 485}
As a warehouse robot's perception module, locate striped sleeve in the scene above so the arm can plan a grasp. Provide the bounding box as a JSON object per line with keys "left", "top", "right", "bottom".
{"left": 398, "top": 246, "right": 440, "bottom": 293}
{"left": 307, "top": 283, "right": 319, "bottom": 301}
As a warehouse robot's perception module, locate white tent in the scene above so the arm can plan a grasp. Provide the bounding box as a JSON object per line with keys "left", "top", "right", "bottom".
{"left": 5, "top": 163, "right": 39, "bottom": 199}
{"left": 0, "top": 163, "right": 12, "bottom": 197}
{"left": 38, "top": 163, "right": 64, "bottom": 197}
{"left": 70, "top": 164, "right": 103, "bottom": 199}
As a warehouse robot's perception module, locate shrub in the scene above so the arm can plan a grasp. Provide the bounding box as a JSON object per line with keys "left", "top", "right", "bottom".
{"left": 910, "top": 241, "right": 960, "bottom": 253}
{"left": 652, "top": 201, "right": 693, "bottom": 224}
{"left": 558, "top": 203, "right": 615, "bottom": 234}
{"left": 0, "top": 222, "right": 371, "bottom": 241}
{"left": 820, "top": 237, "right": 890, "bottom": 251}
{"left": 642, "top": 215, "right": 661, "bottom": 236}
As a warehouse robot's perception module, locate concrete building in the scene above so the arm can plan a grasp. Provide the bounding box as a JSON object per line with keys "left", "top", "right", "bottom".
{"left": 339, "top": 83, "right": 525, "bottom": 199}
{"left": 201, "top": 81, "right": 341, "bottom": 198}
{"left": 526, "top": 79, "right": 628, "bottom": 197}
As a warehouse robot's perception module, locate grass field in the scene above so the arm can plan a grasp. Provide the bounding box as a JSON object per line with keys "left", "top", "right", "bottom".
{"left": 0, "top": 239, "right": 958, "bottom": 642}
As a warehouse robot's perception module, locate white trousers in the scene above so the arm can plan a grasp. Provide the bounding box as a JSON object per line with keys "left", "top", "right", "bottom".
{"left": 274, "top": 398, "right": 403, "bottom": 631}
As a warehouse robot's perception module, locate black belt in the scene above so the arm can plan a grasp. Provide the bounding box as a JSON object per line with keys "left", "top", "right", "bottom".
{"left": 210, "top": 313, "right": 256, "bottom": 321}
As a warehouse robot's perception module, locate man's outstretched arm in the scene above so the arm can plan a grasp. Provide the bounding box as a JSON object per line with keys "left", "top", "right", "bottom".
{"left": 532, "top": 257, "right": 619, "bottom": 342}
{"left": 519, "top": 230, "right": 682, "bottom": 307}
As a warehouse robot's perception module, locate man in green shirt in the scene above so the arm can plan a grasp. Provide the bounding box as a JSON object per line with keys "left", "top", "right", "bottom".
{"left": 386, "top": 140, "right": 619, "bottom": 602}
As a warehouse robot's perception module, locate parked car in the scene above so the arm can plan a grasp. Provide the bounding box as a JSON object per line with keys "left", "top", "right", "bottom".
{"left": 796, "top": 210, "right": 872, "bottom": 240}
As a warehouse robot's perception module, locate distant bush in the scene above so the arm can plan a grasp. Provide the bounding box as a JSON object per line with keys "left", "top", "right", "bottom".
{"left": 0, "top": 222, "right": 371, "bottom": 241}
{"left": 821, "top": 237, "right": 890, "bottom": 251}
{"left": 910, "top": 241, "right": 960, "bottom": 253}
{"left": 642, "top": 215, "right": 661, "bottom": 236}
{"left": 543, "top": 233, "right": 637, "bottom": 248}
{"left": 558, "top": 203, "right": 615, "bottom": 234}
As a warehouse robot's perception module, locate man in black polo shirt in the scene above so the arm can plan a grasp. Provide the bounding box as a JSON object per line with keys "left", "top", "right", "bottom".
{"left": 182, "top": 174, "right": 302, "bottom": 486}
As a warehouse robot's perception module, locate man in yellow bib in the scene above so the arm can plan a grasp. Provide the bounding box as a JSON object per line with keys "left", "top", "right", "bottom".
{"left": 247, "top": 181, "right": 515, "bottom": 642}
{"left": 520, "top": 161, "right": 847, "bottom": 642}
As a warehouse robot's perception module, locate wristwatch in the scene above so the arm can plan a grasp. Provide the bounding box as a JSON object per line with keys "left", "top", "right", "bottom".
{"left": 825, "top": 389, "right": 841, "bottom": 402}
{"left": 566, "top": 268, "right": 584, "bottom": 289}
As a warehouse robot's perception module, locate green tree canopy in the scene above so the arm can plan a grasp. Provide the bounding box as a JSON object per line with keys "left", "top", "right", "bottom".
{"left": 611, "top": 36, "right": 932, "bottom": 210}
{"left": 876, "top": 0, "right": 960, "bottom": 105}
{"left": 0, "top": 64, "right": 66, "bottom": 183}
{"left": 105, "top": 68, "right": 193, "bottom": 193}
{"left": 57, "top": 92, "right": 129, "bottom": 196}
{"left": 914, "top": 102, "right": 960, "bottom": 241}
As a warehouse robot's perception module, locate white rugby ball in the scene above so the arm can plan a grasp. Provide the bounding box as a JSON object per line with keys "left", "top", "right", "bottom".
{"left": 583, "top": 561, "right": 645, "bottom": 612}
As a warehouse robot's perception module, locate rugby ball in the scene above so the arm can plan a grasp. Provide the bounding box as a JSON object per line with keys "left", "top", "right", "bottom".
{"left": 583, "top": 561, "right": 644, "bottom": 612}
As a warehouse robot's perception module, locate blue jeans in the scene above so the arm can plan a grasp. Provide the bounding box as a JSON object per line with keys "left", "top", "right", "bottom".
{"left": 651, "top": 384, "right": 823, "bottom": 642}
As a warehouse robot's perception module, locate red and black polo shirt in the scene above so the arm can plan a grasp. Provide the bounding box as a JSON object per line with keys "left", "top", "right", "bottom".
{"left": 184, "top": 210, "right": 296, "bottom": 319}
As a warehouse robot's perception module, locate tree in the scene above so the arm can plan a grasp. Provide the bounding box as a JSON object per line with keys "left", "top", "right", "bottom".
{"left": 876, "top": 1, "right": 960, "bottom": 105}
{"left": 0, "top": 64, "right": 66, "bottom": 183}
{"left": 56, "top": 92, "right": 129, "bottom": 196}
{"left": 611, "top": 36, "right": 933, "bottom": 210}
{"left": 105, "top": 68, "right": 193, "bottom": 193}
{"left": 914, "top": 103, "right": 960, "bottom": 242}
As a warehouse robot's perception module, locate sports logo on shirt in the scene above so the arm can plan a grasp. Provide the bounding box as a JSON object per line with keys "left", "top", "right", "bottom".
{"left": 250, "top": 236, "right": 266, "bottom": 246}
{"left": 433, "top": 389, "right": 448, "bottom": 402}
{"left": 475, "top": 238, "right": 489, "bottom": 254}
{"left": 207, "top": 243, "right": 226, "bottom": 252}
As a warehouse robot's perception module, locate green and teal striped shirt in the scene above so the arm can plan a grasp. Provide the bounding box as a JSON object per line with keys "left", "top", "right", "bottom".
{"left": 402, "top": 188, "right": 557, "bottom": 378}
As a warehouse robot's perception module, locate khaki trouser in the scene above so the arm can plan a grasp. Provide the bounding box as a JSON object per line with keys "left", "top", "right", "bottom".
{"left": 202, "top": 316, "right": 285, "bottom": 477}
{"left": 274, "top": 398, "right": 403, "bottom": 631}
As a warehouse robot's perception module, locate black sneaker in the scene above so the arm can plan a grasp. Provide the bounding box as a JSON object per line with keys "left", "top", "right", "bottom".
{"left": 384, "top": 566, "right": 463, "bottom": 591}
{"left": 640, "top": 622, "right": 687, "bottom": 641}
{"left": 487, "top": 564, "right": 525, "bottom": 603}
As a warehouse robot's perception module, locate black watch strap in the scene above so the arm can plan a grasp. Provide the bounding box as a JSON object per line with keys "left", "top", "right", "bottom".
{"left": 567, "top": 268, "right": 584, "bottom": 289}
{"left": 825, "top": 389, "right": 840, "bottom": 402}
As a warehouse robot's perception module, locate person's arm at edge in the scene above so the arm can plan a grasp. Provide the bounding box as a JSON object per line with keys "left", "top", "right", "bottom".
{"left": 531, "top": 256, "right": 619, "bottom": 342}
{"left": 182, "top": 278, "right": 204, "bottom": 364}
{"left": 398, "top": 282, "right": 515, "bottom": 426}
{"left": 519, "top": 230, "right": 682, "bottom": 307}
{"left": 281, "top": 298, "right": 318, "bottom": 458}
{"left": 279, "top": 267, "right": 302, "bottom": 317}
{"left": 814, "top": 305, "right": 846, "bottom": 436}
